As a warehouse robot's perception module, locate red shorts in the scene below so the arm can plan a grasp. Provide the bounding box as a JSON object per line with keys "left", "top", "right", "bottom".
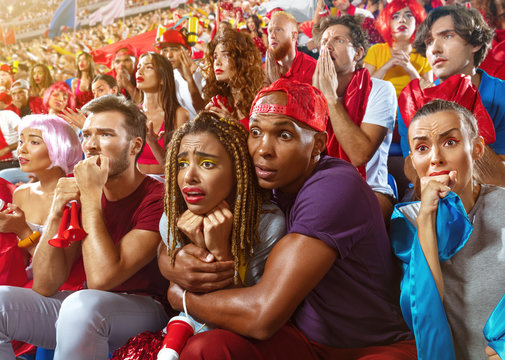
{"left": 179, "top": 323, "right": 417, "bottom": 360}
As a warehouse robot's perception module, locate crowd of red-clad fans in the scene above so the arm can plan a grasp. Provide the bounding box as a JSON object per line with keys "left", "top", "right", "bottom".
{"left": 1, "top": 0, "right": 505, "bottom": 359}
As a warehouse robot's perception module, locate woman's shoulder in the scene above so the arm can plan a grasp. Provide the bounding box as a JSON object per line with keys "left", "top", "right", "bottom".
{"left": 13, "top": 183, "right": 36, "bottom": 197}
{"left": 13, "top": 183, "right": 36, "bottom": 203}
{"left": 258, "top": 202, "right": 286, "bottom": 238}
{"left": 475, "top": 184, "right": 505, "bottom": 206}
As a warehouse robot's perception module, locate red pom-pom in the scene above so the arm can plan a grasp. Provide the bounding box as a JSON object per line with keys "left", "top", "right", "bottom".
{"left": 111, "top": 330, "right": 164, "bottom": 360}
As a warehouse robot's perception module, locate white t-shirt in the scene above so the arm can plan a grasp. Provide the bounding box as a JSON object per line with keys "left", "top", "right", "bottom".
{"left": 174, "top": 67, "right": 205, "bottom": 121}
{"left": 0, "top": 110, "right": 21, "bottom": 158}
{"left": 362, "top": 78, "right": 397, "bottom": 196}
{"left": 354, "top": 7, "right": 374, "bottom": 19}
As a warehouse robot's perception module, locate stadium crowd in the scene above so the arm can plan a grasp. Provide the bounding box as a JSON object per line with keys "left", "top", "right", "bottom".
{"left": 0, "top": 0, "right": 505, "bottom": 359}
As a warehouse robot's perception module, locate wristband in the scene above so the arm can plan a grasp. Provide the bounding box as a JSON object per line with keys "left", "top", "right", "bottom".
{"left": 17, "top": 231, "right": 41, "bottom": 248}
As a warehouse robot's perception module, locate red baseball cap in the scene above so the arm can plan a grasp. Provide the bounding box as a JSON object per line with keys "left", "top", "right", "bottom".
{"left": 250, "top": 79, "right": 329, "bottom": 132}
{"left": 155, "top": 29, "right": 190, "bottom": 50}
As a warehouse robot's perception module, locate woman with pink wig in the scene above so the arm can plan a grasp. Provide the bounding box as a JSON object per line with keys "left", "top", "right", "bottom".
{"left": 43, "top": 82, "right": 76, "bottom": 115}
{"left": 363, "top": 0, "right": 433, "bottom": 98}
{"left": 0, "top": 115, "right": 82, "bottom": 261}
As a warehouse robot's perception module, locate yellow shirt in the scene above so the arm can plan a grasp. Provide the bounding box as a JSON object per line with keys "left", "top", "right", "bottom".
{"left": 363, "top": 43, "right": 431, "bottom": 98}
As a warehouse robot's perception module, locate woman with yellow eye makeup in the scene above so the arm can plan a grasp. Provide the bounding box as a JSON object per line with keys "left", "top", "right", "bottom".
{"left": 163, "top": 111, "right": 285, "bottom": 285}
{"left": 111, "top": 111, "right": 285, "bottom": 359}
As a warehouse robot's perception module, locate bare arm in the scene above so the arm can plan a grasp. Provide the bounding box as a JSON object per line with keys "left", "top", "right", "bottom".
{"left": 75, "top": 156, "right": 161, "bottom": 290}
{"left": 158, "top": 242, "right": 235, "bottom": 292}
{"left": 0, "top": 142, "right": 17, "bottom": 157}
{"left": 167, "top": 233, "right": 337, "bottom": 340}
{"left": 314, "top": 49, "right": 390, "bottom": 167}
{"left": 71, "top": 78, "right": 78, "bottom": 94}
{"left": 327, "top": 99, "right": 388, "bottom": 167}
{"left": 175, "top": 106, "right": 190, "bottom": 129}
{"left": 312, "top": 0, "right": 325, "bottom": 26}
{"left": 179, "top": 51, "right": 206, "bottom": 112}
{"left": 145, "top": 121, "right": 166, "bottom": 167}
{"left": 32, "top": 178, "right": 82, "bottom": 296}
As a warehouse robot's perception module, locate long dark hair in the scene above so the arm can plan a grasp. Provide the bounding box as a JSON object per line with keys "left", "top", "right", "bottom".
{"left": 139, "top": 52, "right": 181, "bottom": 145}
{"left": 76, "top": 52, "right": 97, "bottom": 81}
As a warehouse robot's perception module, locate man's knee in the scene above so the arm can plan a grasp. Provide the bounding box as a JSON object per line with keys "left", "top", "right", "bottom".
{"left": 56, "top": 290, "right": 108, "bottom": 335}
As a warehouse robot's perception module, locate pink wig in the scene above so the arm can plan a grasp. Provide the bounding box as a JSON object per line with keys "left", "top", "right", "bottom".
{"left": 376, "top": 0, "right": 426, "bottom": 47}
{"left": 42, "top": 82, "right": 76, "bottom": 113}
{"left": 18, "top": 114, "right": 83, "bottom": 175}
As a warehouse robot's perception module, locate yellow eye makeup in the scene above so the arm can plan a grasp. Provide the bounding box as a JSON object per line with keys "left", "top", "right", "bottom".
{"left": 200, "top": 159, "right": 217, "bottom": 167}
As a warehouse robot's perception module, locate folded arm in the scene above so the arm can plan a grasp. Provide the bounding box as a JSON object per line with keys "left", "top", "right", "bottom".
{"left": 167, "top": 233, "right": 337, "bottom": 340}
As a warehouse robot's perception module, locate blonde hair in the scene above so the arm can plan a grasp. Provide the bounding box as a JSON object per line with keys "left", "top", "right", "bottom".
{"left": 164, "top": 111, "right": 263, "bottom": 275}
{"left": 271, "top": 11, "right": 298, "bottom": 30}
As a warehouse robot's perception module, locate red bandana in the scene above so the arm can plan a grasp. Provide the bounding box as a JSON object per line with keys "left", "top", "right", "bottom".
{"left": 399, "top": 74, "right": 496, "bottom": 145}
{"left": 326, "top": 68, "right": 372, "bottom": 179}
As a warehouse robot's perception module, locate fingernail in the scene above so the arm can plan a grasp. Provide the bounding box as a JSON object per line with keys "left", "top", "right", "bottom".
{"left": 206, "top": 254, "right": 213, "bottom": 262}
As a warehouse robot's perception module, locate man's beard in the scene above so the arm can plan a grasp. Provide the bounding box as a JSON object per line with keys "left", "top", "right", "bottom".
{"left": 107, "top": 145, "right": 130, "bottom": 178}
{"left": 272, "top": 40, "right": 292, "bottom": 61}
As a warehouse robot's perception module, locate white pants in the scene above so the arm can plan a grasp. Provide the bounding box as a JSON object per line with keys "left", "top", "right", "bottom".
{"left": 0, "top": 286, "right": 169, "bottom": 360}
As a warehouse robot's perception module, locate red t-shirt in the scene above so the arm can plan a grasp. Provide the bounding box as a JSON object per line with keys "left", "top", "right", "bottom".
{"left": 282, "top": 51, "right": 317, "bottom": 85}
{"left": 67, "top": 176, "right": 169, "bottom": 299}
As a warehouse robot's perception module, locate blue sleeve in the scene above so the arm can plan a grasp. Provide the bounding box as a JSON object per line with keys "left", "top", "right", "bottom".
{"left": 398, "top": 109, "right": 410, "bottom": 157}
{"left": 479, "top": 71, "right": 505, "bottom": 155}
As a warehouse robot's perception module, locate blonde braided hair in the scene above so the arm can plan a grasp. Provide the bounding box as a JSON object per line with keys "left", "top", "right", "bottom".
{"left": 164, "top": 111, "right": 263, "bottom": 277}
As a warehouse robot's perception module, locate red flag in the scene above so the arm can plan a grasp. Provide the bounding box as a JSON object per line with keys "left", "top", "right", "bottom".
{"left": 91, "top": 29, "right": 157, "bottom": 68}
{"left": 4, "top": 29, "right": 15, "bottom": 45}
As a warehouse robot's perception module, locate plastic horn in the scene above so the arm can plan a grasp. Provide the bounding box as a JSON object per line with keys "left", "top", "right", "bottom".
{"left": 187, "top": 16, "right": 199, "bottom": 46}
{"left": 62, "top": 200, "right": 86, "bottom": 242}
{"left": 48, "top": 205, "right": 71, "bottom": 248}
{"left": 157, "top": 316, "right": 195, "bottom": 360}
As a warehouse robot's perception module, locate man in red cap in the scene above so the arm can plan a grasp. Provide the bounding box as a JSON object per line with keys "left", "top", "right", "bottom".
{"left": 313, "top": 15, "right": 397, "bottom": 222}
{"left": 5, "top": 80, "right": 44, "bottom": 117}
{"left": 264, "top": 11, "right": 317, "bottom": 86}
{"left": 111, "top": 47, "right": 141, "bottom": 103}
{"left": 156, "top": 29, "right": 205, "bottom": 120}
{"left": 159, "top": 79, "right": 415, "bottom": 359}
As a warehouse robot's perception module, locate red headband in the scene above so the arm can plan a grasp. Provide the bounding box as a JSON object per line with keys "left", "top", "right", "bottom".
{"left": 250, "top": 79, "right": 329, "bottom": 132}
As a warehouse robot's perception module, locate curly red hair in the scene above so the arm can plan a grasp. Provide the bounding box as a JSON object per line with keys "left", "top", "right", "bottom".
{"left": 376, "top": 0, "right": 426, "bottom": 47}
{"left": 202, "top": 29, "right": 264, "bottom": 118}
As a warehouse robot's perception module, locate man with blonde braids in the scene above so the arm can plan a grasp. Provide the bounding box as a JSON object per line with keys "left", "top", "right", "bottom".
{"left": 160, "top": 79, "right": 415, "bottom": 359}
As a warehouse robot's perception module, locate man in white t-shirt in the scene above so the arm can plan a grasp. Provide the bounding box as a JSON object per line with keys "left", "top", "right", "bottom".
{"left": 156, "top": 29, "right": 205, "bottom": 120}
{"left": 313, "top": 15, "right": 396, "bottom": 223}
{"left": 0, "top": 110, "right": 21, "bottom": 170}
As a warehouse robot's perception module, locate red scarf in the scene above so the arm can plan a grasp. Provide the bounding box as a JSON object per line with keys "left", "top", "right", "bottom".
{"left": 326, "top": 68, "right": 372, "bottom": 179}
{"left": 399, "top": 75, "right": 496, "bottom": 145}
{"left": 338, "top": 4, "right": 356, "bottom": 17}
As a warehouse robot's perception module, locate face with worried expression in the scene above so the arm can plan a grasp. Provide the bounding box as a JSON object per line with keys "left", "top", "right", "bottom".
{"left": 177, "top": 132, "right": 235, "bottom": 215}
{"left": 248, "top": 92, "right": 326, "bottom": 194}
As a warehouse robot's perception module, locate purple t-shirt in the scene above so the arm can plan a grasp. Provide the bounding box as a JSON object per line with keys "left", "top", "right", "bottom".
{"left": 273, "top": 156, "right": 412, "bottom": 348}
